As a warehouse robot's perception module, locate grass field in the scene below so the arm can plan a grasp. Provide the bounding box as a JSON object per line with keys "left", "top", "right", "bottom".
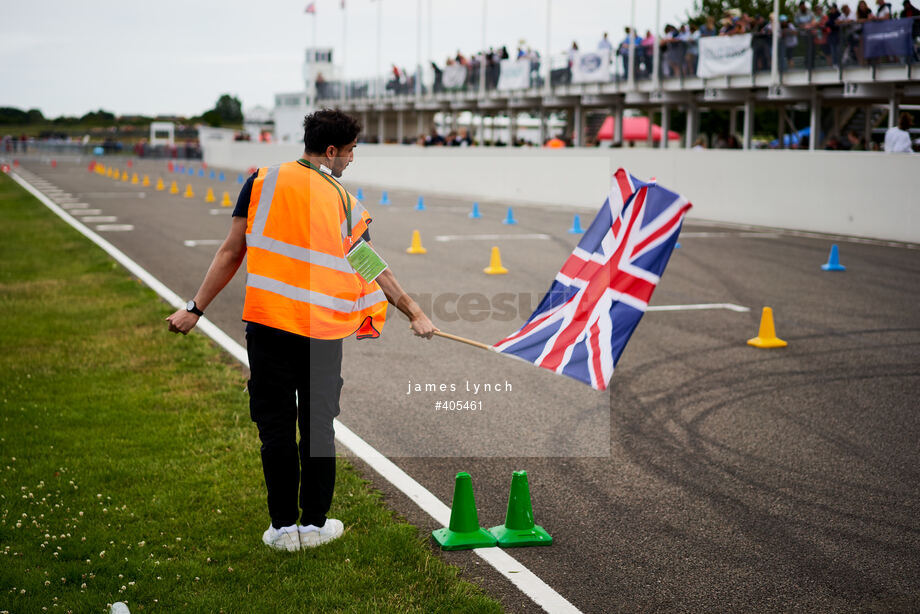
{"left": 0, "top": 172, "right": 503, "bottom": 614}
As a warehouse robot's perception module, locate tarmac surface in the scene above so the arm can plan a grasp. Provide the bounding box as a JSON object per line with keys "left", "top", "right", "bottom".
{"left": 10, "top": 156, "right": 920, "bottom": 613}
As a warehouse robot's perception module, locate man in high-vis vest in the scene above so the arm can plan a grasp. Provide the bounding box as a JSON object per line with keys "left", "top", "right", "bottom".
{"left": 166, "top": 110, "right": 437, "bottom": 551}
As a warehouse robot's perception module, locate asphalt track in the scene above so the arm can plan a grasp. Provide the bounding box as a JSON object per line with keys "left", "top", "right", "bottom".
{"left": 10, "top": 157, "right": 920, "bottom": 613}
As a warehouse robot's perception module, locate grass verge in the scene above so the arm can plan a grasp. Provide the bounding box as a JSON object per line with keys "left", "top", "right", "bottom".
{"left": 0, "top": 172, "right": 503, "bottom": 614}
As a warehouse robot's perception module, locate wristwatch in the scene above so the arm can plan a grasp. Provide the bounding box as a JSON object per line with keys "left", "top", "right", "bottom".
{"left": 185, "top": 300, "right": 204, "bottom": 317}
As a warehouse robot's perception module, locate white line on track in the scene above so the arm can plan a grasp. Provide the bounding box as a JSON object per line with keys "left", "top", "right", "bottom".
{"left": 435, "top": 233, "right": 552, "bottom": 242}
{"left": 61, "top": 203, "right": 90, "bottom": 209}
{"left": 70, "top": 209, "right": 103, "bottom": 216}
{"left": 210, "top": 208, "right": 232, "bottom": 215}
{"left": 81, "top": 215, "right": 118, "bottom": 223}
{"left": 77, "top": 192, "right": 147, "bottom": 198}
{"left": 647, "top": 303, "right": 750, "bottom": 313}
{"left": 95, "top": 224, "right": 134, "bottom": 232}
{"left": 183, "top": 239, "right": 222, "bottom": 247}
{"left": 11, "top": 171, "right": 582, "bottom": 614}
{"left": 680, "top": 232, "right": 781, "bottom": 238}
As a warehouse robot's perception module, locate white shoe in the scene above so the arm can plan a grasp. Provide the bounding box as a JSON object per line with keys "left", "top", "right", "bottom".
{"left": 298, "top": 518, "right": 344, "bottom": 548}
{"left": 262, "top": 524, "right": 300, "bottom": 552}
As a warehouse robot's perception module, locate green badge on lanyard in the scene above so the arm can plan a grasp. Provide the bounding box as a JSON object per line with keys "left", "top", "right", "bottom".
{"left": 346, "top": 239, "right": 388, "bottom": 283}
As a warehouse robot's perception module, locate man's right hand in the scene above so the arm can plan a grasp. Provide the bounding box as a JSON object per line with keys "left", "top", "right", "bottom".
{"left": 166, "top": 309, "right": 200, "bottom": 335}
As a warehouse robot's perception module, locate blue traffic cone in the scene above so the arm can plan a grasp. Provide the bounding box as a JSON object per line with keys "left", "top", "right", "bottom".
{"left": 356, "top": 188, "right": 364, "bottom": 201}
{"left": 674, "top": 242, "right": 681, "bottom": 249}
{"left": 237, "top": 173, "right": 244, "bottom": 184}
{"left": 177, "top": 164, "right": 184, "bottom": 173}
{"left": 503, "top": 207, "right": 517, "bottom": 225}
{"left": 380, "top": 191, "right": 391, "bottom": 205}
{"left": 469, "top": 202, "right": 482, "bottom": 219}
{"left": 218, "top": 171, "right": 225, "bottom": 182}
{"left": 821, "top": 244, "right": 846, "bottom": 271}
{"left": 416, "top": 196, "right": 426, "bottom": 211}
{"left": 198, "top": 168, "right": 205, "bottom": 177}
{"left": 568, "top": 215, "right": 584, "bottom": 234}
{"left": 187, "top": 167, "right": 194, "bottom": 176}
{"left": 209, "top": 169, "right": 216, "bottom": 179}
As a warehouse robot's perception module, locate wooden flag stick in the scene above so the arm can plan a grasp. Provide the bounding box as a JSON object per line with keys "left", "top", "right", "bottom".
{"left": 432, "top": 330, "right": 494, "bottom": 351}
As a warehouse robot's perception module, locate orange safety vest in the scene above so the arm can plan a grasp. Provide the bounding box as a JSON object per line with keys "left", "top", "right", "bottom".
{"left": 242, "top": 159, "right": 387, "bottom": 340}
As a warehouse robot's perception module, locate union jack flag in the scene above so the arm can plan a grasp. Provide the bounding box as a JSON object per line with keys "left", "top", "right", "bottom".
{"left": 492, "top": 169, "right": 692, "bottom": 390}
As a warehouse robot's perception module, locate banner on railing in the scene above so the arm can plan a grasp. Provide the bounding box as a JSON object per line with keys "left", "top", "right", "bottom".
{"left": 497, "top": 59, "right": 531, "bottom": 91}
{"left": 442, "top": 64, "right": 467, "bottom": 90}
{"left": 863, "top": 18, "right": 914, "bottom": 58}
{"left": 571, "top": 51, "right": 611, "bottom": 84}
{"left": 697, "top": 33, "right": 752, "bottom": 78}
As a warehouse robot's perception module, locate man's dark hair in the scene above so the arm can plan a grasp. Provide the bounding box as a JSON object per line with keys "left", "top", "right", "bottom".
{"left": 899, "top": 111, "right": 913, "bottom": 131}
{"left": 303, "top": 109, "right": 361, "bottom": 154}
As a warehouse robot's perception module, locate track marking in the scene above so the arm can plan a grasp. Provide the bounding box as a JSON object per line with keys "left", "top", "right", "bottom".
{"left": 77, "top": 192, "right": 147, "bottom": 198}
{"left": 647, "top": 303, "right": 750, "bottom": 313}
{"left": 209, "top": 209, "right": 232, "bottom": 215}
{"left": 11, "top": 171, "right": 582, "bottom": 614}
{"left": 680, "top": 232, "right": 781, "bottom": 238}
{"left": 95, "top": 224, "right": 134, "bottom": 232}
{"left": 688, "top": 221, "right": 919, "bottom": 250}
{"left": 183, "top": 239, "right": 222, "bottom": 247}
{"left": 61, "top": 203, "right": 90, "bottom": 209}
{"left": 435, "top": 233, "right": 552, "bottom": 242}
{"left": 81, "top": 215, "right": 118, "bottom": 223}
{"left": 70, "top": 209, "right": 103, "bottom": 216}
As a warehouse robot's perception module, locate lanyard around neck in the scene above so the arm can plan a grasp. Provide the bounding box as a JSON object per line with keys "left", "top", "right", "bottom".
{"left": 298, "top": 158, "right": 353, "bottom": 238}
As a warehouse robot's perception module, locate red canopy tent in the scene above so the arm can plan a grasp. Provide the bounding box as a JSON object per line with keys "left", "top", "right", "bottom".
{"left": 596, "top": 115, "right": 680, "bottom": 143}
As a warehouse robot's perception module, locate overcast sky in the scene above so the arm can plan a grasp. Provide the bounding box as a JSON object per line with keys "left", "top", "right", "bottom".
{"left": 1, "top": 0, "right": 695, "bottom": 118}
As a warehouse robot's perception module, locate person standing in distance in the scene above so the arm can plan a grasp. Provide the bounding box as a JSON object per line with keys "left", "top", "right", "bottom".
{"left": 166, "top": 109, "right": 438, "bottom": 551}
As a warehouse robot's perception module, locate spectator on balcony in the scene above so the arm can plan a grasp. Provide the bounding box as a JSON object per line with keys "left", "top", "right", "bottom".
{"left": 640, "top": 30, "right": 655, "bottom": 76}
{"left": 699, "top": 16, "right": 717, "bottom": 37}
{"left": 856, "top": 1, "right": 873, "bottom": 20}
{"left": 795, "top": 1, "right": 816, "bottom": 26}
{"left": 838, "top": 3, "right": 854, "bottom": 21}
{"left": 904, "top": 0, "right": 920, "bottom": 17}
{"left": 618, "top": 27, "right": 641, "bottom": 77}
{"left": 874, "top": 0, "right": 892, "bottom": 18}
{"left": 684, "top": 24, "right": 700, "bottom": 74}
{"left": 431, "top": 61, "right": 443, "bottom": 93}
{"left": 824, "top": 4, "right": 843, "bottom": 65}
{"left": 884, "top": 112, "right": 914, "bottom": 152}
{"left": 598, "top": 32, "right": 613, "bottom": 52}
{"left": 662, "top": 25, "right": 683, "bottom": 77}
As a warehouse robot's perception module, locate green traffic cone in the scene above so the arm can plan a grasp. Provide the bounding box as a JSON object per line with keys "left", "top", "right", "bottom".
{"left": 432, "top": 472, "right": 497, "bottom": 551}
{"left": 488, "top": 471, "right": 552, "bottom": 547}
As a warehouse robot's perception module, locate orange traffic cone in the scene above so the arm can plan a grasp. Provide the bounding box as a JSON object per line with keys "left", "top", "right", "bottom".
{"left": 406, "top": 230, "right": 427, "bottom": 254}
{"left": 747, "top": 307, "right": 787, "bottom": 348}
{"left": 484, "top": 246, "right": 508, "bottom": 275}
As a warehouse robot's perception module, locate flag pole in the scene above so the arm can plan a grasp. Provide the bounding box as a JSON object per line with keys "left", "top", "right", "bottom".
{"left": 430, "top": 330, "right": 494, "bottom": 351}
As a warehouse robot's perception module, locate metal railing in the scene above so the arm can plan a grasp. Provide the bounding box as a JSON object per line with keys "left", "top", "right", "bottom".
{"left": 314, "top": 17, "right": 920, "bottom": 104}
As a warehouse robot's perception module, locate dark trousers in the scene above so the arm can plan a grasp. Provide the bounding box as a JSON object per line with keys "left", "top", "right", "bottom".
{"left": 246, "top": 325, "right": 342, "bottom": 529}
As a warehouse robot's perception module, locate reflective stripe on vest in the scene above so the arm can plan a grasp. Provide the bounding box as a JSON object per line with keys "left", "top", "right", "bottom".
{"left": 247, "top": 273, "right": 386, "bottom": 313}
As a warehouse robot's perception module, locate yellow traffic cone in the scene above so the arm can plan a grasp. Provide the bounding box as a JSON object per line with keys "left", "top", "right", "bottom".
{"left": 97, "top": 164, "right": 105, "bottom": 175}
{"left": 131, "top": 173, "right": 139, "bottom": 185}
{"left": 406, "top": 230, "right": 427, "bottom": 254}
{"left": 169, "top": 180, "right": 179, "bottom": 194}
{"left": 155, "top": 178, "right": 165, "bottom": 191}
{"left": 142, "top": 175, "right": 150, "bottom": 187}
{"left": 121, "top": 170, "right": 129, "bottom": 182}
{"left": 106, "top": 167, "right": 113, "bottom": 178}
{"left": 204, "top": 187, "right": 216, "bottom": 203}
{"left": 220, "top": 191, "right": 232, "bottom": 207}
{"left": 747, "top": 307, "right": 787, "bottom": 348}
{"left": 484, "top": 246, "right": 508, "bottom": 274}
{"left": 183, "top": 184, "right": 195, "bottom": 198}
